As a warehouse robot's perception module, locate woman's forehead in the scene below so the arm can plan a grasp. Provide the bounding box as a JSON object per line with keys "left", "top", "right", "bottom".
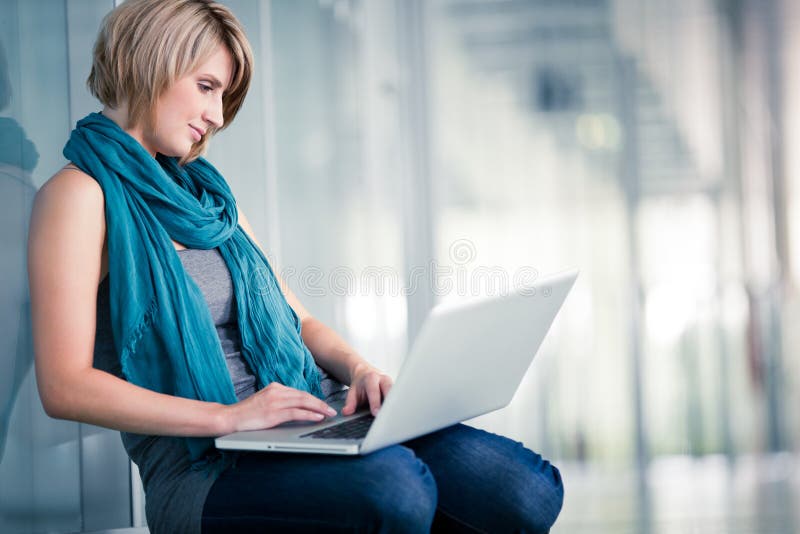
{"left": 191, "top": 46, "right": 234, "bottom": 90}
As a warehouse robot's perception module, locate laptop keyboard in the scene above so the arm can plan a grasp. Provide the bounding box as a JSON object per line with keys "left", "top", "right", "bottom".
{"left": 300, "top": 414, "right": 375, "bottom": 440}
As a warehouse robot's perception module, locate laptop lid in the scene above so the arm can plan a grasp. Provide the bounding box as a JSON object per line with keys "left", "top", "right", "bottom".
{"left": 360, "top": 268, "right": 577, "bottom": 453}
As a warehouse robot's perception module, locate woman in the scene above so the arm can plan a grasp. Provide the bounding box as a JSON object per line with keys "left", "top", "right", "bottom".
{"left": 27, "top": 1, "right": 564, "bottom": 532}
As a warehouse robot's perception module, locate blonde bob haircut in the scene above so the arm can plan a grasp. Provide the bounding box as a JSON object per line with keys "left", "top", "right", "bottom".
{"left": 88, "top": 0, "right": 253, "bottom": 163}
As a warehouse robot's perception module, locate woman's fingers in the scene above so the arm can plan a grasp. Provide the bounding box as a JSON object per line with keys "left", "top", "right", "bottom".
{"left": 286, "top": 408, "right": 326, "bottom": 422}
{"left": 240, "top": 370, "right": 393, "bottom": 430}
{"left": 379, "top": 375, "right": 393, "bottom": 397}
{"left": 272, "top": 390, "right": 336, "bottom": 416}
{"left": 263, "top": 382, "right": 332, "bottom": 410}
{"left": 230, "top": 383, "right": 340, "bottom": 432}
{"left": 365, "top": 374, "right": 384, "bottom": 415}
{"left": 253, "top": 384, "right": 336, "bottom": 422}
{"left": 342, "top": 387, "right": 358, "bottom": 416}
{"left": 340, "top": 371, "right": 394, "bottom": 417}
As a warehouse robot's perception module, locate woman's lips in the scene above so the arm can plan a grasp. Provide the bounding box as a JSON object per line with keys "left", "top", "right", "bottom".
{"left": 189, "top": 125, "right": 204, "bottom": 142}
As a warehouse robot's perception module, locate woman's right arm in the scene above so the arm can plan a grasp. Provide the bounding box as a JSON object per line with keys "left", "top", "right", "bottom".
{"left": 28, "top": 168, "right": 335, "bottom": 437}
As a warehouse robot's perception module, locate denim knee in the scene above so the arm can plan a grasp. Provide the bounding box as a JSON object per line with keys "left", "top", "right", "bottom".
{"left": 508, "top": 460, "right": 564, "bottom": 533}
{"left": 357, "top": 447, "right": 438, "bottom": 533}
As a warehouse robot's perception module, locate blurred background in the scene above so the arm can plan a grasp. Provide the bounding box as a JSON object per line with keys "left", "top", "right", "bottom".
{"left": 2, "top": 0, "right": 800, "bottom": 532}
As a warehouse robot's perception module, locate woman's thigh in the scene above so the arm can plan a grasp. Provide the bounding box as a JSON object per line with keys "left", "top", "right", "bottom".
{"left": 202, "top": 444, "right": 437, "bottom": 533}
{"left": 404, "top": 424, "right": 564, "bottom": 534}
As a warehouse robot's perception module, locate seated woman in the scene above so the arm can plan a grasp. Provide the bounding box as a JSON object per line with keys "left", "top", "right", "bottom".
{"left": 27, "top": 1, "right": 564, "bottom": 532}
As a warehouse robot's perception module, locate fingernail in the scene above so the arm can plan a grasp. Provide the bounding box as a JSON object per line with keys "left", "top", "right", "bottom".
{"left": 314, "top": 413, "right": 324, "bottom": 419}
{"left": 327, "top": 407, "right": 337, "bottom": 415}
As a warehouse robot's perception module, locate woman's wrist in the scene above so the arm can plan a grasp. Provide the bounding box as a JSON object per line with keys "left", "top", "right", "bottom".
{"left": 210, "top": 402, "right": 236, "bottom": 436}
{"left": 348, "top": 360, "right": 377, "bottom": 384}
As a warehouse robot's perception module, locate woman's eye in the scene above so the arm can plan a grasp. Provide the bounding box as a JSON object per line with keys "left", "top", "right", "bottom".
{"left": 199, "top": 84, "right": 213, "bottom": 93}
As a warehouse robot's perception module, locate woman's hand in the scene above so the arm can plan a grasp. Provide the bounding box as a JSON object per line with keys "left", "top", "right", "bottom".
{"left": 223, "top": 382, "right": 337, "bottom": 434}
{"left": 342, "top": 364, "right": 393, "bottom": 417}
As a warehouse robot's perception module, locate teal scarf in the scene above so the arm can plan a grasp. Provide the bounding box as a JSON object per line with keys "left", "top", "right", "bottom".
{"left": 63, "top": 113, "right": 323, "bottom": 461}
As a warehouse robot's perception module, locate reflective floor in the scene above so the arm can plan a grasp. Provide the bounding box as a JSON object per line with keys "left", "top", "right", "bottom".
{"left": 555, "top": 454, "right": 800, "bottom": 534}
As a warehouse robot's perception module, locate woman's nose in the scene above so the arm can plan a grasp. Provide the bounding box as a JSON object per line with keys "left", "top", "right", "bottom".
{"left": 203, "top": 97, "right": 224, "bottom": 129}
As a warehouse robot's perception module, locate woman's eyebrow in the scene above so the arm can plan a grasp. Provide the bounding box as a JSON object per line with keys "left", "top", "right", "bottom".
{"left": 199, "top": 75, "right": 224, "bottom": 88}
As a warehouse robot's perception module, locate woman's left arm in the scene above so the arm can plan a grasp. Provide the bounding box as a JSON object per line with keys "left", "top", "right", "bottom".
{"left": 237, "top": 211, "right": 392, "bottom": 416}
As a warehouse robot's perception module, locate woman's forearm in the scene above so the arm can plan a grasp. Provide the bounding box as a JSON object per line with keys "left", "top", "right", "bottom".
{"left": 41, "top": 366, "right": 230, "bottom": 436}
{"left": 42, "top": 364, "right": 336, "bottom": 436}
{"left": 300, "top": 317, "right": 375, "bottom": 386}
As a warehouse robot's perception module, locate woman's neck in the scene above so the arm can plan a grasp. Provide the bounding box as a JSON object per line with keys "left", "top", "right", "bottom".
{"left": 100, "top": 106, "right": 155, "bottom": 157}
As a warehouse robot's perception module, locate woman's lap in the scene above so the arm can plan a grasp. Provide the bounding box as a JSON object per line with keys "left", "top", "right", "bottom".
{"left": 202, "top": 423, "right": 563, "bottom": 533}
{"left": 404, "top": 424, "right": 564, "bottom": 533}
{"left": 202, "top": 444, "right": 437, "bottom": 533}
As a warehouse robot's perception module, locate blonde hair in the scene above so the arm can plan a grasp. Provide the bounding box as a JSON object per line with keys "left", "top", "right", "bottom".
{"left": 88, "top": 0, "right": 253, "bottom": 162}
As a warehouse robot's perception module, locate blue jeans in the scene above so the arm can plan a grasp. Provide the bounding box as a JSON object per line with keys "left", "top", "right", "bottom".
{"left": 202, "top": 423, "right": 563, "bottom": 533}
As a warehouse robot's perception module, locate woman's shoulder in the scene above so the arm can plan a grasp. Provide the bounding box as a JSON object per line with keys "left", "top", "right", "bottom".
{"left": 31, "top": 163, "right": 106, "bottom": 246}
{"left": 35, "top": 163, "right": 104, "bottom": 211}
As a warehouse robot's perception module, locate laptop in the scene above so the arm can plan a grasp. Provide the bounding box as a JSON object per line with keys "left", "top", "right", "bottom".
{"left": 215, "top": 269, "right": 578, "bottom": 455}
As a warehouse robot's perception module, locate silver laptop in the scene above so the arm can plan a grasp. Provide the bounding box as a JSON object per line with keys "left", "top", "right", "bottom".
{"left": 215, "top": 269, "right": 578, "bottom": 455}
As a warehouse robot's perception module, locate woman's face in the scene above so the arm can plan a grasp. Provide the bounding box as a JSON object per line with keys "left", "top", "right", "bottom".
{"left": 140, "top": 46, "right": 233, "bottom": 158}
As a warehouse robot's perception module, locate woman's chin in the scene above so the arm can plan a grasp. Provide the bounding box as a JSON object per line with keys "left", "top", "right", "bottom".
{"left": 158, "top": 146, "right": 191, "bottom": 159}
